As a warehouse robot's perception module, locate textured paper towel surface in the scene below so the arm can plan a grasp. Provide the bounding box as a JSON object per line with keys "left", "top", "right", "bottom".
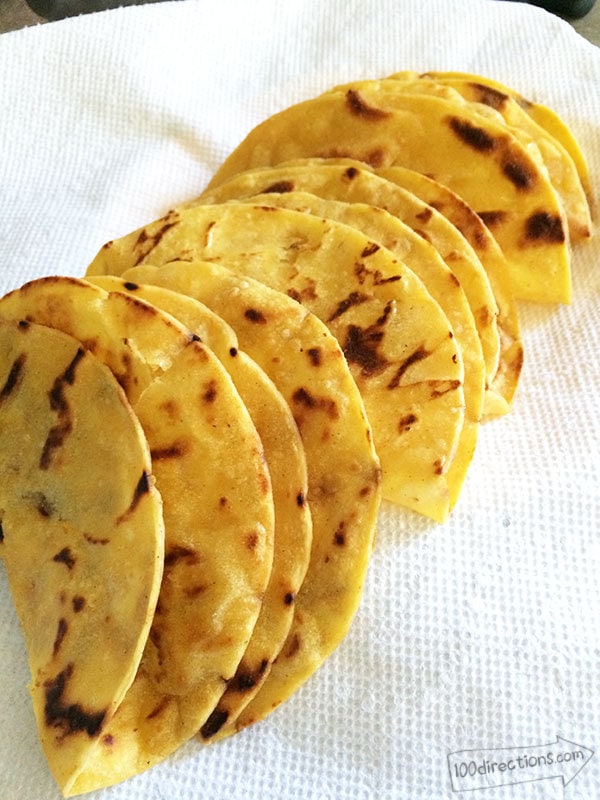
{"left": 0, "top": 1, "right": 599, "bottom": 798}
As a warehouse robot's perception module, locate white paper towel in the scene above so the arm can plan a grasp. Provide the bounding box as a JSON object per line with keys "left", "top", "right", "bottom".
{"left": 0, "top": 1, "right": 599, "bottom": 798}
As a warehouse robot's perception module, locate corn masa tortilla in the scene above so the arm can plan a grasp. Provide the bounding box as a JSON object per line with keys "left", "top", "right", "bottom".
{"left": 0, "top": 278, "right": 275, "bottom": 792}
{"left": 118, "top": 259, "right": 382, "bottom": 739}
{"left": 0, "top": 318, "right": 165, "bottom": 795}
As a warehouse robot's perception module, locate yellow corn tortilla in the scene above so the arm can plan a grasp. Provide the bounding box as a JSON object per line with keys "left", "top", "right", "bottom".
{"left": 88, "top": 203, "right": 465, "bottom": 521}
{"left": 420, "top": 70, "right": 593, "bottom": 202}
{"left": 375, "top": 163, "right": 523, "bottom": 416}
{"left": 196, "top": 159, "right": 506, "bottom": 413}
{"left": 117, "top": 259, "right": 381, "bottom": 738}
{"left": 0, "top": 277, "right": 274, "bottom": 792}
{"left": 0, "top": 318, "right": 164, "bottom": 796}
{"left": 89, "top": 274, "right": 313, "bottom": 737}
{"left": 386, "top": 71, "right": 591, "bottom": 242}
{"left": 204, "top": 81, "right": 571, "bottom": 303}
{"left": 226, "top": 189, "right": 482, "bottom": 510}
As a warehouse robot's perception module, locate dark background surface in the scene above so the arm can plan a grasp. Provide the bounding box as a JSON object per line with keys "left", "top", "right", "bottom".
{"left": 0, "top": 0, "right": 599, "bottom": 41}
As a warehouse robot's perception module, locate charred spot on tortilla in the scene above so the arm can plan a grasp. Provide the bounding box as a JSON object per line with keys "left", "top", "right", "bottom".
{"left": 361, "top": 242, "right": 381, "bottom": 258}
{"left": 133, "top": 215, "right": 180, "bottom": 266}
{"left": 448, "top": 116, "right": 496, "bottom": 152}
{"left": 72, "top": 596, "right": 85, "bottom": 613}
{"left": 40, "top": 419, "right": 73, "bottom": 470}
{"left": 116, "top": 471, "right": 152, "bottom": 522}
{"left": 345, "top": 89, "right": 391, "bottom": 120}
{"left": 263, "top": 180, "right": 295, "bottom": 194}
{"left": 468, "top": 82, "right": 509, "bottom": 111}
{"left": 52, "top": 618, "right": 68, "bottom": 658}
{"left": 21, "top": 490, "right": 55, "bottom": 518}
{"left": 203, "top": 379, "right": 218, "bottom": 403}
{"left": 327, "top": 291, "right": 369, "bottom": 322}
{"left": 163, "top": 544, "right": 200, "bottom": 568}
{"left": 430, "top": 378, "right": 462, "bottom": 398}
{"left": 44, "top": 664, "right": 107, "bottom": 738}
{"left": 227, "top": 658, "right": 269, "bottom": 693}
{"left": 53, "top": 547, "right": 76, "bottom": 570}
{"left": 477, "top": 210, "right": 507, "bottom": 228}
{"left": 287, "top": 283, "right": 319, "bottom": 304}
{"left": 306, "top": 347, "right": 322, "bottom": 366}
{"left": 342, "top": 323, "right": 388, "bottom": 377}
{"left": 502, "top": 156, "right": 536, "bottom": 191}
{"left": 354, "top": 263, "right": 402, "bottom": 287}
{"left": 39, "top": 348, "right": 86, "bottom": 470}
{"left": 150, "top": 441, "right": 190, "bottom": 460}
{"left": 292, "top": 386, "right": 339, "bottom": 419}
{"left": 334, "top": 521, "right": 346, "bottom": 546}
{"left": 83, "top": 532, "right": 110, "bottom": 545}
{"left": 35, "top": 493, "right": 55, "bottom": 518}
{"left": 0, "top": 353, "right": 27, "bottom": 401}
{"left": 399, "top": 413, "right": 418, "bottom": 433}
{"left": 146, "top": 697, "right": 172, "bottom": 721}
{"left": 245, "top": 531, "right": 260, "bottom": 551}
{"left": 447, "top": 272, "right": 461, "bottom": 290}
{"left": 244, "top": 308, "right": 268, "bottom": 324}
{"left": 525, "top": 211, "right": 566, "bottom": 243}
{"left": 199, "top": 708, "right": 230, "bottom": 740}
{"left": 415, "top": 207, "right": 433, "bottom": 223}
